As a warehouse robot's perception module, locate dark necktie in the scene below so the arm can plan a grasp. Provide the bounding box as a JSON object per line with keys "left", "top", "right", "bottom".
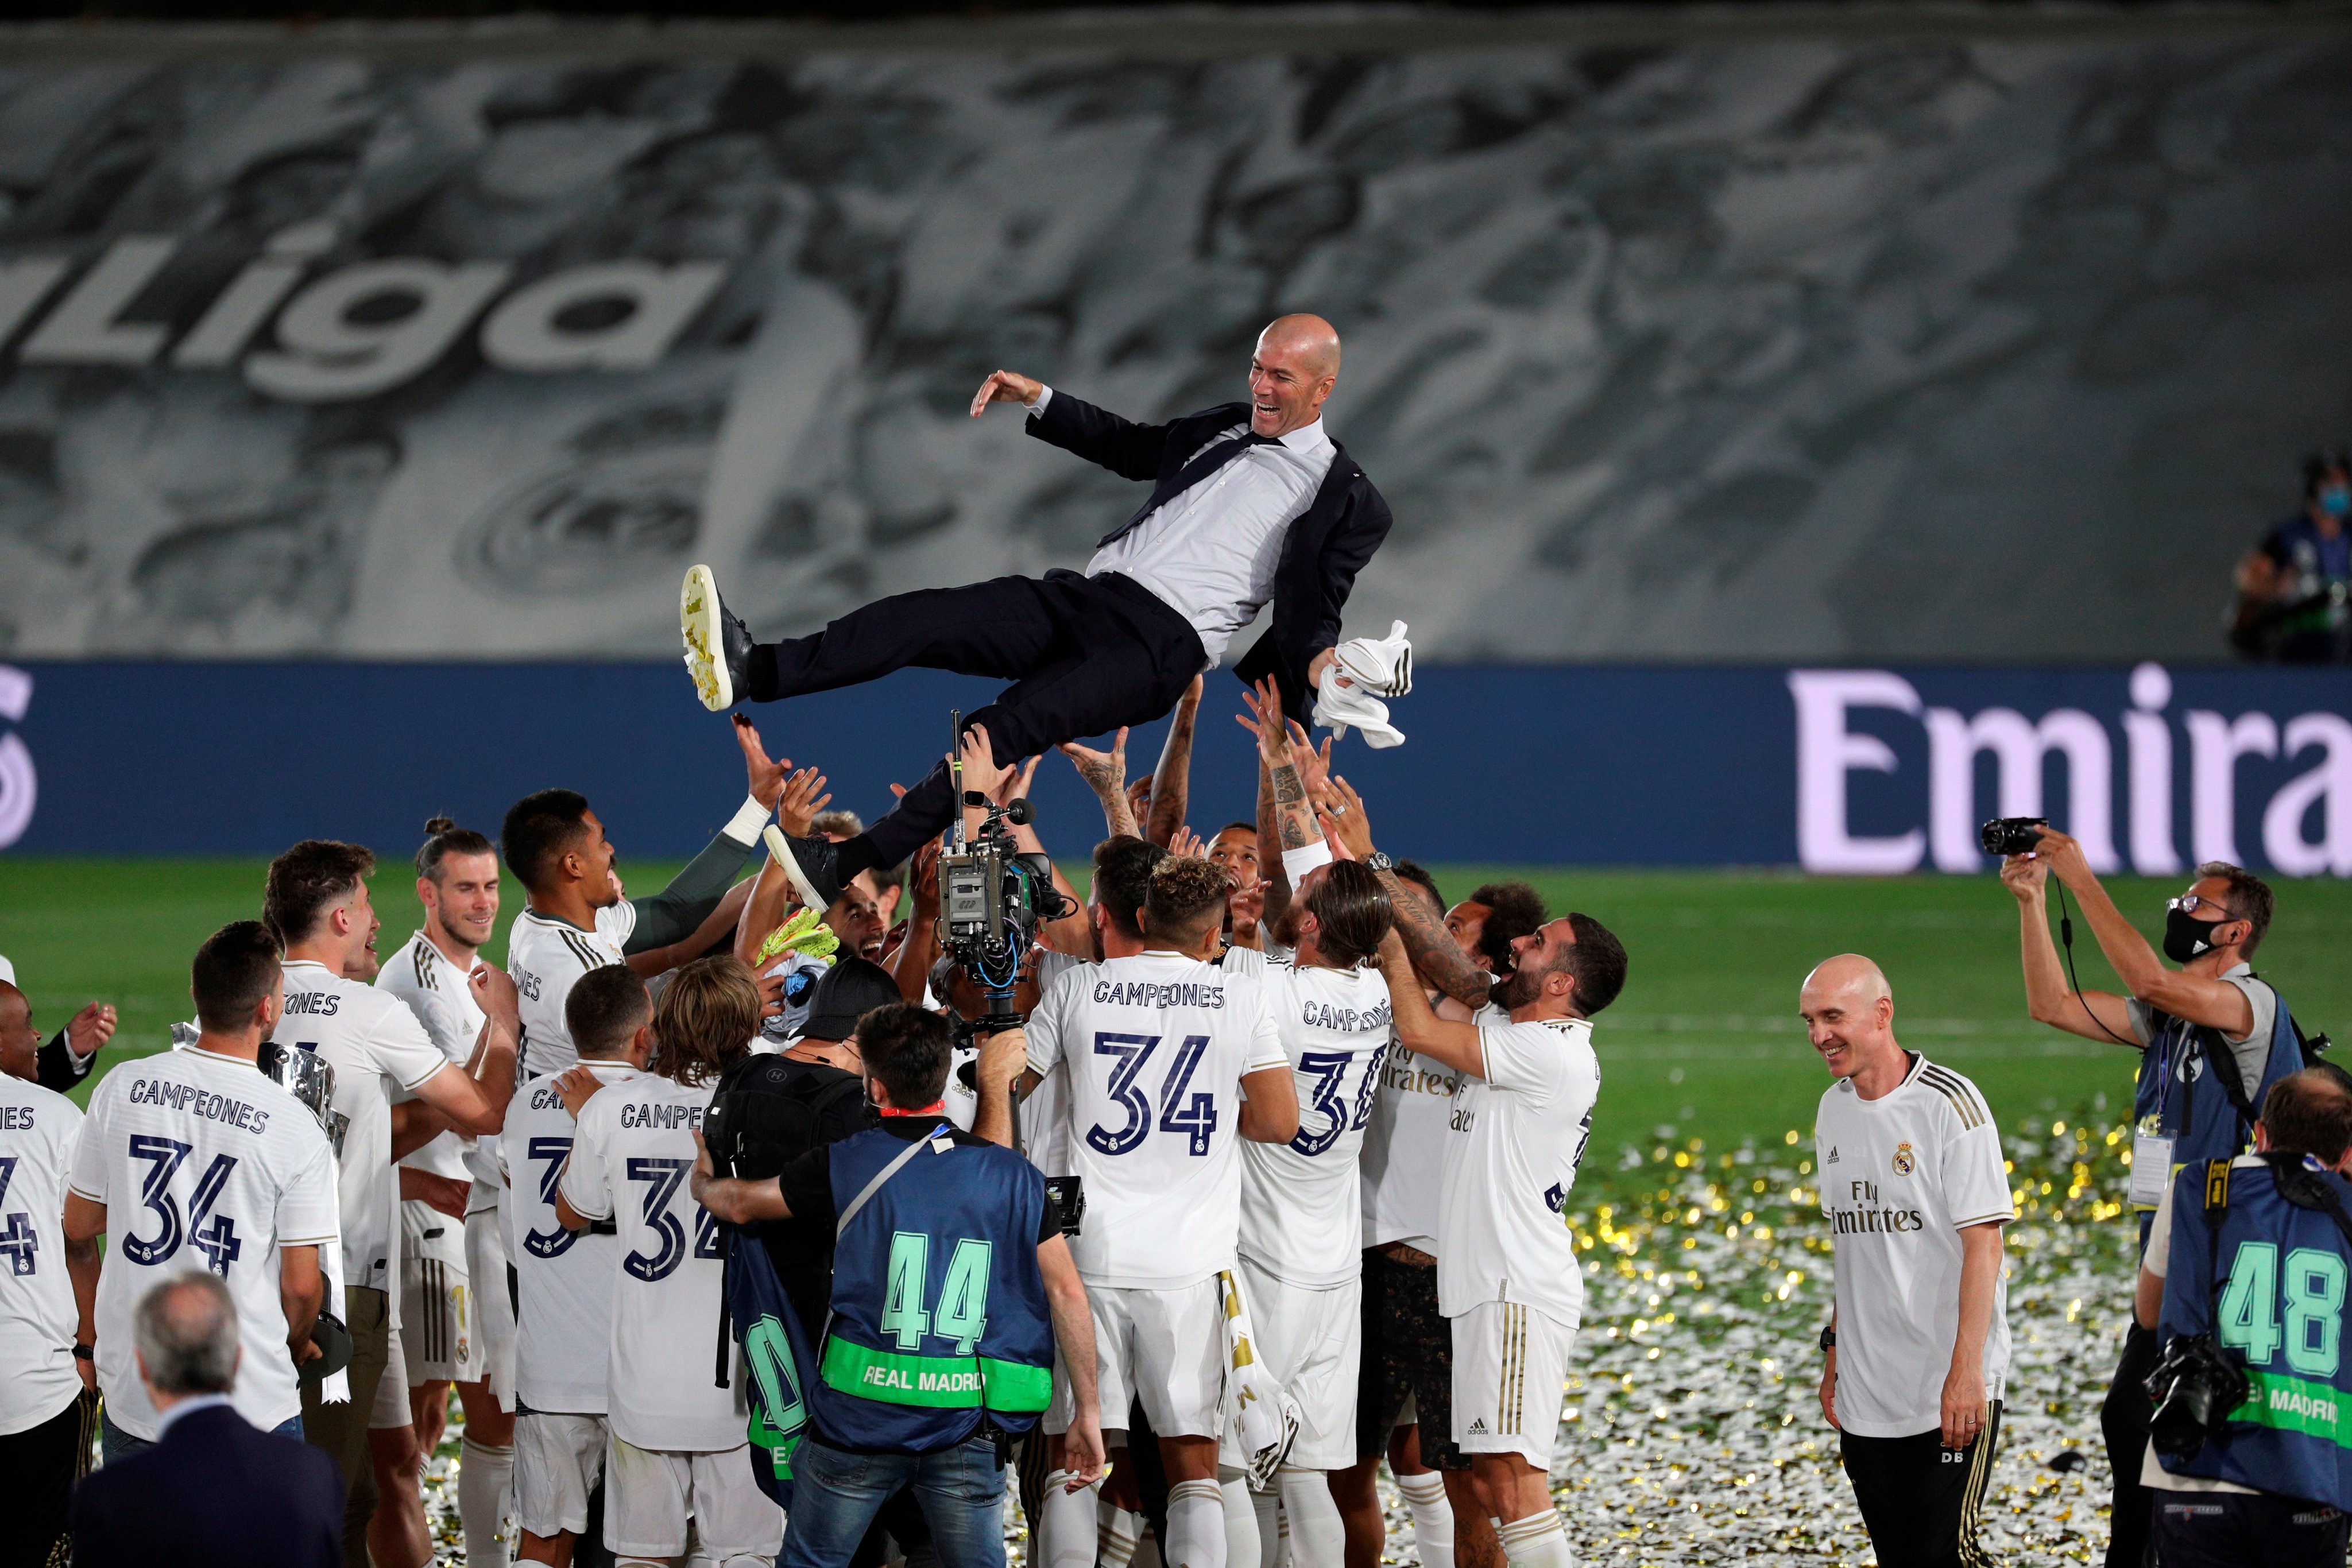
{"left": 1096, "top": 429, "right": 1278, "bottom": 549}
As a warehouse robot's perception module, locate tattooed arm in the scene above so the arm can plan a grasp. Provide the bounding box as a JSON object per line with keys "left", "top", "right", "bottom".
{"left": 1059, "top": 728, "right": 1139, "bottom": 839}
{"left": 1146, "top": 676, "right": 1204, "bottom": 850}
{"left": 1237, "top": 678, "right": 1319, "bottom": 853}
{"left": 1320, "top": 776, "right": 1492, "bottom": 1009}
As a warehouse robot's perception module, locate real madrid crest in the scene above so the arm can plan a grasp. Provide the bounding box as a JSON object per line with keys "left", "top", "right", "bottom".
{"left": 1891, "top": 1141, "right": 1916, "bottom": 1175}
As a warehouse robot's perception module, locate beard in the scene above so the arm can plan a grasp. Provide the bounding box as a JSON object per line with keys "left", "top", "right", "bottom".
{"left": 432, "top": 905, "right": 485, "bottom": 953}
{"left": 1498, "top": 961, "right": 1547, "bottom": 1010}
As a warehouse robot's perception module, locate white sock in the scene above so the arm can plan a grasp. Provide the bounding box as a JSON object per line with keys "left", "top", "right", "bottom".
{"left": 1170, "top": 1478, "right": 1229, "bottom": 1568}
{"left": 1395, "top": 1471, "right": 1452, "bottom": 1568}
{"left": 1217, "top": 1473, "right": 1258, "bottom": 1568}
{"left": 1043, "top": 1470, "right": 1102, "bottom": 1568}
{"left": 458, "top": 1437, "right": 514, "bottom": 1568}
{"left": 1276, "top": 1469, "right": 1341, "bottom": 1568}
{"left": 1100, "top": 1500, "right": 1144, "bottom": 1568}
{"left": 1496, "top": 1512, "right": 1573, "bottom": 1568}
{"left": 1250, "top": 1488, "right": 1281, "bottom": 1568}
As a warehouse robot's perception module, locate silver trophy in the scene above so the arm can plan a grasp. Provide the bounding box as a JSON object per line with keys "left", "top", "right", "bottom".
{"left": 257, "top": 1040, "right": 349, "bottom": 1157}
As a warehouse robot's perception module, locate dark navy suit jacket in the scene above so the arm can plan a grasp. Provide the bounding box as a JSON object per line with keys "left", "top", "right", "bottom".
{"left": 1028, "top": 392, "right": 1394, "bottom": 723}
{"left": 72, "top": 1402, "right": 342, "bottom": 1568}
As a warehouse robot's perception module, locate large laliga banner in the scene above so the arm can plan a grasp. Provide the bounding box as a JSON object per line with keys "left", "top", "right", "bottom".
{"left": 0, "top": 24, "right": 2347, "bottom": 663}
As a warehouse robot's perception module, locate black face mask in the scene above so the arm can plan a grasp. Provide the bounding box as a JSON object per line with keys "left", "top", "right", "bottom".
{"left": 2164, "top": 905, "right": 2226, "bottom": 964}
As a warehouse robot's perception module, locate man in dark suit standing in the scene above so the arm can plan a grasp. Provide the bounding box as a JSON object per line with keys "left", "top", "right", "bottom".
{"left": 72, "top": 1272, "right": 342, "bottom": 1568}
{"left": 680, "top": 313, "right": 1392, "bottom": 909}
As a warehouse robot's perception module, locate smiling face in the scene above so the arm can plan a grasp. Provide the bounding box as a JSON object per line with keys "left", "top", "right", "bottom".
{"left": 825, "top": 878, "right": 889, "bottom": 965}
{"left": 1799, "top": 955, "right": 1897, "bottom": 1080}
{"left": 1209, "top": 827, "right": 1260, "bottom": 888}
{"left": 572, "top": 810, "right": 621, "bottom": 908}
{"left": 1245, "top": 315, "right": 1341, "bottom": 439}
{"left": 1498, "top": 918, "right": 1578, "bottom": 1011}
{"left": 423, "top": 849, "right": 501, "bottom": 954}
{"left": 334, "top": 876, "right": 382, "bottom": 980}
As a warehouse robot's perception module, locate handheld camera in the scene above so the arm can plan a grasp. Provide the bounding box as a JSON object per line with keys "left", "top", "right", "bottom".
{"left": 937, "top": 710, "right": 1075, "bottom": 1033}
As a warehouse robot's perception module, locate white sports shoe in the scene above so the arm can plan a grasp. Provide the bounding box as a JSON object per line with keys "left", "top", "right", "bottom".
{"left": 680, "top": 563, "right": 740, "bottom": 711}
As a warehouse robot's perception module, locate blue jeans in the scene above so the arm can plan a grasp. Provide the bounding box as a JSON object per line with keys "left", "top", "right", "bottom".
{"left": 782, "top": 1433, "right": 1007, "bottom": 1568}
{"left": 102, "top": 1408, "right": 301, "bottom": 1463}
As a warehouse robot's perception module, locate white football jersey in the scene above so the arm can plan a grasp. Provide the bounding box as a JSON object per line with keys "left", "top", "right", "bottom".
{"left": 377, "top": 928, "right": 492, "bottom": 1197}
{"left": 1815, "top": 1054, "right": 2014, "bottom": 1438}
{"left": 560, "top": 1071, "right": 744, "bottom": 1451}
{"left": 1012, "top": 948, "right": 1087, "bottom": 1174}
{"left": 508, "top": 905, "right": 636, "bottom": 1079}
{"left": 1238, "top": 961, "right": 1392, "bottom": 1287}
{"left": 1436, "top": 1006, "right": 1600, "bottom": 1329}
{"left": 1024, "top": 949, "right": 1287, "bottom": 1290}
{"left": 0, "top": 1077, "right": 86, "bottom": 1435}
{"left": 69, "top": 1046, "right": 340, "bottom": 1441}
{"left": 1360, "top": 1036, "right": 1463, "bottom": 1257}
{"left": 271, "top": 959, "right": 452, "bottom": 1311}
{"left": 498, "top": 1060, "right": 637, "bottom": 1415}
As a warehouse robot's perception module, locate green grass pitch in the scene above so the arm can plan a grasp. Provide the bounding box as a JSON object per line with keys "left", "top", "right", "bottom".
{"left": 7, "top": 858, "right": 2347, "bottom": 1174}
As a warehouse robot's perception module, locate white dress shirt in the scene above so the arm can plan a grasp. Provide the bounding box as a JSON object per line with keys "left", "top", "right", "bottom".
{"left": 1030, "top": 385, "right": 1337, "bottom": 669}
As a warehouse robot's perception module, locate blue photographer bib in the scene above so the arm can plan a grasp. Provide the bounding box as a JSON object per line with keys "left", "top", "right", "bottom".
{"left": 2157, "top": 1157, "right": 2352, "bottom": 1511}
{"left": 808, "top": 1125, "right": 1056, "bottom": 1454}
{"left": 2132, "top": 986, "right": 2301, "bottom": 1244}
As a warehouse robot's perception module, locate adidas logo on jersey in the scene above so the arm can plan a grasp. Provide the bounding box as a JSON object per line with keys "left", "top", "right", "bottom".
{"left": 1827, "top": 1146, "right": 1840, "bottom": 1164}
{"left": 1467, "top": 1419, "right": 1489, "bottom": 1435}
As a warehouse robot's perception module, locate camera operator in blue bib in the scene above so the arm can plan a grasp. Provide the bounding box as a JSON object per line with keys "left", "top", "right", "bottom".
{"left": 693, "top": 1002, "right": 1106, "bottom": 1568}
{"left": 2003, "top": 838, "right": 2303, "bottom": 1568}
{"left": 2135, "top": 1068, "right": 2352, "bottom": 1567}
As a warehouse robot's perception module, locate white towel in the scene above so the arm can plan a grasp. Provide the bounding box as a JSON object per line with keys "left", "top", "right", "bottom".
{"left": 1312, "top": 622, "right": 1410, "bottom": 748}
{"left": 1218, "top": 1268, "right": 1299, "bottom": 1490}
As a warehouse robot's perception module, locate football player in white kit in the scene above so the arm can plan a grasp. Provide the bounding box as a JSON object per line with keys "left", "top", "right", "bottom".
{"left": 501, "top": 965, "right": 653, "bottom": 1566}
{"left": 1230, "top": 682, "right": 1398, "bottom": 1568}
{"left": 1378, "top": 911, "right": 1627, "bottom": 1568}
{"left": 1020, "top": 854, "right": 1301, "bottom": 1568}
{"left": 0, "top": 979, "right": 99, "bottom": 1565}
{"left": 377, "top": 815, "right": 519, "bottom": 1568}
{"left": 502, "top": 714, "right": 792, "bottom": 1078}
{"left": 64, "top": 923, "right": 341, "bottom": 1458}
{"left": 264, "top": 839, "right": 522, "bottom": 1568}
{"left": 555, "top": 957, "right": 783, "bottom": 1568}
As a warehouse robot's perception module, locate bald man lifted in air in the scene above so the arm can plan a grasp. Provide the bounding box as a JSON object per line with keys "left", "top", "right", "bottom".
{"left": 680, "top": 315, "right": 1395, "bottom": 909}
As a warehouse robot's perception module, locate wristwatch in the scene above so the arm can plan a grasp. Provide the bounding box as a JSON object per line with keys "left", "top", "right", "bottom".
{"left": 1819, "top": 1327, "right": 1836, "bottom": 1352}
{"left": 73, "top": 1343, "right": 93, "bottom": 1362}
{"left": 1364, "top": 850, "right": 1395, "bottom": 873}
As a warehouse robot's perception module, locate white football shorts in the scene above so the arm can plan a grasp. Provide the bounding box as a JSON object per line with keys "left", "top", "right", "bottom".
{"left": 1450, "top": 1300, "right": 1577, "bottom": 1470}
{"left": 604, "top": 1434, "right": 784, "bottom": 1561}
{"left": 1047, "top": 1277, "right": 1224, "bottom": 1441}
{"left": 514, "top": 1411, "right": 608, "bottom": 1538}
{"left": 1237, "top": 1259, "right": 1360, "bottom": 1471}
{"left": 400, "top": 1198, "right": 477, "bottom": 1385}
{"left": 466, "top": 1205, "right": 517, "bottom": 1411}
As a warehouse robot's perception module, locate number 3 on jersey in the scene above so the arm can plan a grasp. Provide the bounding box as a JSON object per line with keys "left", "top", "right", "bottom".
{"left": 1086, "top": 1032, "right": 1217, "bottom": 1157}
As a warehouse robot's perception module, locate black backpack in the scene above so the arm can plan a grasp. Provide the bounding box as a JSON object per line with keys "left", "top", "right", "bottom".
{"left": 705, "top": 1052, "right": 873, "bottom": 1181}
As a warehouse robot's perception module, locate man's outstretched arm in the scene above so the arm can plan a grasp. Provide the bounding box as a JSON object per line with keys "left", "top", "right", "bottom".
{"left": 624, "top": 716, "right": 791, "bottom": 953}
{"left": 976, "top": 371, "right": 1180, "bottom": 484}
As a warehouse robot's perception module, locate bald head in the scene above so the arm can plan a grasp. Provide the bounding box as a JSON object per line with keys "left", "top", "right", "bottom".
{"left": 1804, "top": 954, "right": 1890, "bottom": 1011}
{"left": 1800, "top": 953, "right": 1902, "bottom": 1086}
{"left": 1248, "top": 315, "right": 1341, "bottom": 438}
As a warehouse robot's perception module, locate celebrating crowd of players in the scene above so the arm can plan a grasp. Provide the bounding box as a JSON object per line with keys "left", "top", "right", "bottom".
{"left": 9, "top": 675, "right": 2351, "bottom": 1568}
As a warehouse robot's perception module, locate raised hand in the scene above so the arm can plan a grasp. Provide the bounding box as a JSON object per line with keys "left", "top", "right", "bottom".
{"left": 969, "top": 369, "right": 1044, "bottom": 417}
{"left": 469, "top": 963, "right": 521, "bottom": 1026}
{"left": 777, "top": 767, "right": 833, "bottom": 839}
{"left": 1168, "top": 826, "right": 1208, "bottom": 860}
{"left": 1234, "top": 677, "right": 1293, "bottom": 766}
{"left": 1229, "top": 876, "right": 1270, "bottom": 932}
{"left": 1318, "top": 776, "right": 1375, "bottom": 861}
{"left": 65, "top": 1001, "right": 116, "bottom": 1058}
{"left": 958, "top": 725, "right": 1009, "bottom": 800}
{"left": 995, "top": 753, "right": 1042, "bottom": 808}
{"left": 1287, "top": 720, "right": 1335, "bottom": 799}
{"left": 1059, "top": 727, "right": 1130, "bottom": 800}
{"left": 1125, "top": 777, "right": 1154, "bottom": 831}
{"left": 732, "top": 714, "right": 793, "bottom": 810}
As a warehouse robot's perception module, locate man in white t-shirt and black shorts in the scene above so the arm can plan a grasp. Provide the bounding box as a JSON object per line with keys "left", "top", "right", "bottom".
{"left": 1378, "top": 910, "right": 1623, "bottom": 1568}
{"left": 1804, "top": 954, "right": 2013, "bottom": 1568}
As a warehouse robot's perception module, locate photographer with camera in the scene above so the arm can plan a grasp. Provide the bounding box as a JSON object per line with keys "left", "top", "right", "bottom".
{"left": 2000, "top": 824, "right": 2305, "bottom": 1568}
{"left": 693, "top": 1004, "right": 1106, "bottom": 1568}
{"left": 2135, "top": 1068, "right": 2352, "bottom": 1567}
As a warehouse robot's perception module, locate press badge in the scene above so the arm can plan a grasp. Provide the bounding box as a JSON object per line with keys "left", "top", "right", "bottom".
{"left": 2130, "top": 1128, "right": 2174, "bottom": 1209}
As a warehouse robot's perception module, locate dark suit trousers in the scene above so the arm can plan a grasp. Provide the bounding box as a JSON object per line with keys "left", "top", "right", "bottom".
{"left": 752, "top": 570, "right": 1204, "bottom": 868}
